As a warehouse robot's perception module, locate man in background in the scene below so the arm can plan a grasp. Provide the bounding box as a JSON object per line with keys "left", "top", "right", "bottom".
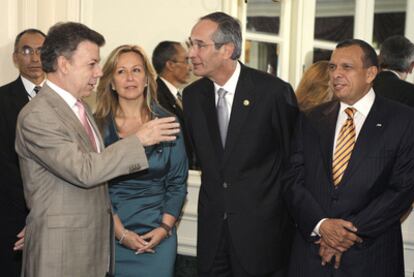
{"left": 0, "top": 28, "right": 46, "bottom": 277}
{"left": 183, "top": 12, "right": 298, "bottom": 276}
{"left": 152, "top": 41, "right": 198, "bottom": 169}
{"left": 15, "top": 22, "right": 179, "bottom": 277}
{"left": 374, "top": 35, "right": 414, "bottom": 106}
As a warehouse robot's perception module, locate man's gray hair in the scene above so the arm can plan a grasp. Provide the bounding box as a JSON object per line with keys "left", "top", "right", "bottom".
{"left": 201, "top": 12, "right": 242, "bottom": 60}
{"left": 379, "top": 35, "right": 414, "bottom": 72}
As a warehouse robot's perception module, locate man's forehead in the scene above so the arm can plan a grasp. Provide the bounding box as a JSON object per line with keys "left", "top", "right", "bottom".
{"left": 18, "top": 33, "right": 45, "bottom": 46}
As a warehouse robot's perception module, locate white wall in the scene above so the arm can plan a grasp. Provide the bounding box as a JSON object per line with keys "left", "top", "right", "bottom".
{"left": 0, "top": 0, "right": 223, "bottom": 86}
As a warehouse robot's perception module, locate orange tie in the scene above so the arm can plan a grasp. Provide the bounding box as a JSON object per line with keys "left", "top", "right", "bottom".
{"left": 332, "top": 107, "right": 356, "bottom": 186}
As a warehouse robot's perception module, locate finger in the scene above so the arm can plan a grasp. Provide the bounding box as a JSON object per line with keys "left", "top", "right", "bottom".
{"left": 334, "top": 253, "right": 342, "bottom": 269}
{"left": 154, "top": 117, "right": 177, "bottom": 124}
{"left": 158, "top": 135, "right": 177, "bottom": 142}
{"left": 340, "top": 220, "right": 357, "bottom": 232}
{"left": 161, "top": 127, "right": 180, "bottom": 135}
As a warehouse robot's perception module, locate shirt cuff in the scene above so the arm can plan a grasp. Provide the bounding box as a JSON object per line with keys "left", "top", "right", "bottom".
{"left": 311, "top": 218, "right": 328, "bottom": 237}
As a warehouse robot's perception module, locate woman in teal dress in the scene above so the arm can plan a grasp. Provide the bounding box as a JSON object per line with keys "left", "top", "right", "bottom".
{"left": 95, "top": 45, "right": 188, "bottom": 277}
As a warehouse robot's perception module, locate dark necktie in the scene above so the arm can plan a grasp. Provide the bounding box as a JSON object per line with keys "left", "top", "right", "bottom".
{"left": 33, "top": 86, "right": 41, "bottom": 94}
{"left": 216, "top": 88, "right": 229, "bottom": 147}
{"left": 332, "top": 107, "right": 356, "bottom": 186}
{"left": 176, "top": 91, "right": 183, "bottom": 109}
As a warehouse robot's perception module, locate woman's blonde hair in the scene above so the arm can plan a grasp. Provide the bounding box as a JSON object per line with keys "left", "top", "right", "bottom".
{"left": 95, "top": 44, "right": 157, "bottom": 120}
{"left": 296, "top": 60, "right": 333, "bottom": 112}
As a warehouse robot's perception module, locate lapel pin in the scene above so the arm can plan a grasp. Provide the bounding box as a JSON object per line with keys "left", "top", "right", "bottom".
{"left": 243, "top": 99, "right": 250, "bottom": 106}
{"left": 376, "top": 123, "right": 382, "bottom": 127}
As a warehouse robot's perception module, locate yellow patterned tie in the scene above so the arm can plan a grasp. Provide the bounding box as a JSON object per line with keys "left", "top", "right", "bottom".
{"left": 332, "top": 107, "right": 356, "bottom": 186}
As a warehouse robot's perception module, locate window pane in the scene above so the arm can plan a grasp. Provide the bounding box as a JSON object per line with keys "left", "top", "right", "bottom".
{"left": 246, "top": 0, "right": 281, "bottom": 35}
{"left": 314, "top": 0, "right": 355, "bottom": 42}
{"left": 245, "top": 40, "right": 279, "bottom": 76}
{"left": 373, "top": 0, "right": 406, "bottom": 48}
{"left": 313, "top": 48, "right": 332, "bottom": 63}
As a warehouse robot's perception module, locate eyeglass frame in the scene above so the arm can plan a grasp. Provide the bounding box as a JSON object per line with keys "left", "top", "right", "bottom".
{"left": 15, "top": 46, "right": 42, "bottom": 56}
{"left": 187, "top": 38, "right": 225, "bottom": 51}
{"left": 170, "top": 57, "right": 190, "bottom": 65}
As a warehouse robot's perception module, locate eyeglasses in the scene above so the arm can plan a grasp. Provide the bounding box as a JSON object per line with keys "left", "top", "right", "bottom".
{"left": 188, "top": 38, "right": 222, "bottom": 51}
{"left": 171, "top": 58, "right": 190, "bottom": 64}
{"left": 16, "top": 46, "right": 42, "bottom": 56}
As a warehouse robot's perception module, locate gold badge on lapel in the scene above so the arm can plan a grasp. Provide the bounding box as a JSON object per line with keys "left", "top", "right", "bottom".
{"left": 243, "top": 99, "right": 250, "bottom": 106}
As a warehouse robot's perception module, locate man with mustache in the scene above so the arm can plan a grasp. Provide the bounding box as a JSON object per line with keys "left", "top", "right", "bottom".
{"left": 0, "top": 28, "right": 46, "bottom": 277}
{"left": 285, "top": 39, "right": 414, "bottom": 277}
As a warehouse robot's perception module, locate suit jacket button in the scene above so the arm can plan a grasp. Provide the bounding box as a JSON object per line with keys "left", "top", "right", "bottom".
{"left": 223, "top": 212, "right": 228, "bottom": 219}
{"left": 223, "top": 182, "right": 228, "bottom": 189}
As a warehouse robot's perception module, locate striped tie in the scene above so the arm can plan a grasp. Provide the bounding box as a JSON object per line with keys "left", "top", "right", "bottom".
{"left": 332, "top": 107, "right": 356, "bottom": 186}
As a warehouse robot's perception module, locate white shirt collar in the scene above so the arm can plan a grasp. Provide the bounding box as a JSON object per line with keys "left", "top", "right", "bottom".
{"left": 339, "top": 88, "right": 375, "bottom": 118}
{"left": 21, "top": 76, "right": 46, "bottom": 98}
{"left": 160, "top": 77, "right": 180, "bottom": 99}
{"left": 214, "top": 62, "right": 241, "bottom": 95}
{"left": 46, "top": 80, "right": 78, "bottom": 110}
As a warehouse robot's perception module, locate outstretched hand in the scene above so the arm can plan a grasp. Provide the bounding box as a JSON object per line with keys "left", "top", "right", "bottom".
{"left": 136, "top": 117, "right": 180, "bottom": 146}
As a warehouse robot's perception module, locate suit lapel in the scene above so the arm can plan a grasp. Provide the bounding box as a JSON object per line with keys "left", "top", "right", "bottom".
{"left": 42, "top": 85, "right": 97, "bottom": 151}
{"left": 11, "top": 77, "right": 29, "bottom": 110}
{"left": 157, "top": 78, "right": 184, "bottom": 119}
{"left": 200, "top": 80, "right": 224, "bottom": 160}
{"left": 340, "top": 97, "right": 386, "bottom": 185}
{"left": 222, "top": 65, "right": 254, "bottom": 163}
{"left": 315, "top": 102, "right": 339, "bottom": 183}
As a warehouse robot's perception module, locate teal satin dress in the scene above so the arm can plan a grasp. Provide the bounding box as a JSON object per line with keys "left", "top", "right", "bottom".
{"left": 102, "top": 105, "right": 188, "bottom": 277}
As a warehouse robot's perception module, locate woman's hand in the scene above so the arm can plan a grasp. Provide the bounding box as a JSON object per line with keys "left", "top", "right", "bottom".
{"left": 137, "top": 227, "right": 169, "bottom": 254}
{"left": 120, "top": 230, "right": 153, "bottom": 253}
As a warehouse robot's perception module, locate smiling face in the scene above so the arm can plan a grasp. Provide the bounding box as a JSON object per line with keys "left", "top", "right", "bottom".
{"left": 112, "top": 51, "right": 147, "bottom": 102}
{"left": 13, "top": 32, "right": 45, "bottom": 84}
{"left": 61, "top": 40, "right": 102, "bottom": 99}
{"left": 328, "top": 45, "right": 377, "bottom": 105}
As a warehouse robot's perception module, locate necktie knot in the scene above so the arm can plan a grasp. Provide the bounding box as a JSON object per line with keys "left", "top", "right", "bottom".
{"left": 33, "top": 86, "right": 41, "bottom": 94}
{"left": 345, "top": 107, "right": 356, "bottom": 119}
{"left": 217, "top": 88, "right": 228, "bottom": 100}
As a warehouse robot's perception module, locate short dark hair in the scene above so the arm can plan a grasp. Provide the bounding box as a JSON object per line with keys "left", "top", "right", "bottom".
{"left": 336, "top": 39, "right": 378, "bottom": 68}
{"left": 14, "top": 28, "right": 46, "bottom": 52}
{"left": 152, "top": 41, "right": 181, "bottom": 74}
{"left": 200, "top": 12, "right": 242, "bottom": 60}
{"left": 379, "top": 35, "right": 414, "bottom": 72}
{"left": 41, "top": 22, "right": 105, "bottom": 73}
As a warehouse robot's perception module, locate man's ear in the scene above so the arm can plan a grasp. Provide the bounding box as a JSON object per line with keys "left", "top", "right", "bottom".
{"left": 366, "top": 66, "right": 378, "bottom": 83}
{"left": 222, "top": 43, "right": 235, "bottom": 60}
{"left": 408, "top": 62, "right": 414, "bottom": 74}
{"left": 165, "top": 60, "right": 175, "bottom": 72}
{"left": 57, "top": 56, "right": 69, "bottom": 74}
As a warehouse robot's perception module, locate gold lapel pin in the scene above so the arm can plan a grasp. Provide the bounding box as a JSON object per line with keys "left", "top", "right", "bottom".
{"left": 243, "top": 99, "right": 250, "bottom": 106}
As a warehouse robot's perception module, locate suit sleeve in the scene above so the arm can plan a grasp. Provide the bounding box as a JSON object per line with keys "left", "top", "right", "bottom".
{"left": 16, "top": 109, "right": 149, "bottom": 188}
{"left": 349, "top": 120, "right": 414, "bottom": 240}
{"left": 283, "top": 113, "right": 328, "bottom": 241}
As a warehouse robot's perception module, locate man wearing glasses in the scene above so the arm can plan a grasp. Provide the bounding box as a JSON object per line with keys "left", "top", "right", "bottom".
{"left": 182, "top": 12, "right": 298, "bottom": 277}
{"left": 0, "top": 28, "right": 46, "bottom": 277}
{"left": 152, "top": 41, "right": 198, "bottom": 169}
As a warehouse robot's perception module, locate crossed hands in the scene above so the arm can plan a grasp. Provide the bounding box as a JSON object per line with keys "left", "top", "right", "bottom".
{"left": 316, "top": 219, "right": 362, "bottom": 269}
{"left": 121, "top": 227, "right": 169, "bottom": 254}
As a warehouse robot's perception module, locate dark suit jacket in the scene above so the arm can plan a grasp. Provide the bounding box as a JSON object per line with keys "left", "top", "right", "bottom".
{"left": 182, "top": 63, "right": 298, "bottom": 275}
{"left": 373, "top": 70, "right": 414, "bottom": 107}
{"left": 284, "top": 96, "right": 414, "bottom": 277}
{"left": 0, "top": 77, "right": 29, "bottom": 276}
{"left": 156, "top": 77, "right": 198, "bottom": 169}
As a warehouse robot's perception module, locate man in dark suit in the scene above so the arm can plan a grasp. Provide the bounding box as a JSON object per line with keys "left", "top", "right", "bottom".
{"left": 373, "top": 35, "right": 414, "bottom": 107}
{"left": 152, "top": 41, "right": 198, "bottom": 168}
{"left": 183, "top": 12, "right": 298, "bottom": 276}
{"left": 0, "top": 28, "right": 46, "bottom": 277}
{"left": 284, "top": 39, "right": 414, "bottom": 277}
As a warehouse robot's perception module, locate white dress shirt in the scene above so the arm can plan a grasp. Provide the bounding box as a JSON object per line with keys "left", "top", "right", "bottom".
{"left": 46, "top": 80, "right": 100, "bottom": 152}
{"left": 21, "top": 76, "right": 46, "bottom": 100}
{"left": 213, "top": 62, "right": 241, "bottom": 121}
